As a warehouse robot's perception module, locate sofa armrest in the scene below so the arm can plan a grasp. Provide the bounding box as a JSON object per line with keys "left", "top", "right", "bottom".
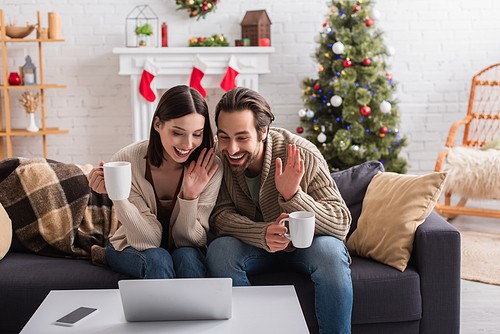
{"left": 412, "top": 211, "right": 460, "bottom": 334}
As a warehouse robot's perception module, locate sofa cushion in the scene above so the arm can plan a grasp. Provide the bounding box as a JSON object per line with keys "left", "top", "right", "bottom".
{"left": 0, "top": 252, "right": 130, "bottom": 333}
{"left": 0, "top": 203, "right": 11, "bottom": 260}
{"left": 330, "top": 161, "right": 384, "bottom": 235}
{"left": 347, "top": 171, "right": 447, "bottom": 271}
{"left": 350, "top": 255, "right": 421, "bottom": 325}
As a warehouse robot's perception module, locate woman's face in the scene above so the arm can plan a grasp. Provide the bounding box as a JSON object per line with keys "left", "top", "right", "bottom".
{"left": 154, "top": 113, "right": 206, "bottom": 164}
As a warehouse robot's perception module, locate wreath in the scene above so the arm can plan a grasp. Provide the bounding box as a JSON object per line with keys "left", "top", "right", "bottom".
{"left": 176, "top": 0, "right": 219, "bottom": 20}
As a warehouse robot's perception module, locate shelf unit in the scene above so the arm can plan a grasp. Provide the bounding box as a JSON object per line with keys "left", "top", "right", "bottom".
{"left": 0, "top": 9, "right": 68, "bottom": 159}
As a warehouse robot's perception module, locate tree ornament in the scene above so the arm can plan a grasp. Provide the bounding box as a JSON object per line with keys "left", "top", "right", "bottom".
{"left": 352, "top": 145, "right": 359, "bottom": 151}
{"left": 314, "top": 84, "right": 321, "bottom": 90}
{"left": 372, "top": 9, "right": 381, "bottom": 20}
{"left": 380, "top": 101, "right": 391, "bottom": 113}
{"left": 306, "top": 109, "right": 315, "bottom": 118}
{"left": 380, "top": 126, "right": 388, "bottom": 134}
{"left": 298, "top": 109, "right": 307, "bottom": 117}
{"left": 332, "top": 42, "right": 344, "bottom": 54}
{"left": 386, "top": 73, "right": 393, "bottom": 81}
{"left": 366, "top": 18, "right": 373, "bottom": 27}
{"left": 353, "top": 5, "right": 360, "bottom": 12}
{"left": 386, "top": 46, "right": 396, "bottom": 56}
{"left": 360, "top": 106, "right": 371, "bottom": 116}
{"left": 363, "top": 58, "right": 371, "bottom": 66}
{"left": 319, "top": 65, "right": 324, "bottom": 72}
{"left": 317, "top": 132, "right": 327, "bottom": 143}
{"left": 343, "top": 59, "right": 352, "bottom": 67}
{"left": 297, "top": 127, "right": 304, "bottom": 134}
{"left": 330, "top": 95, "right": 342, "bottom": 107}
{"left": 314, "top": 34, "right": 321, "bottom": 43}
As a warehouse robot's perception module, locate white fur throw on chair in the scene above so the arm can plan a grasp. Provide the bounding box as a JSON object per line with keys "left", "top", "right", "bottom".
{"left": 442, "top": 147, "right": 500, "bottom": 200}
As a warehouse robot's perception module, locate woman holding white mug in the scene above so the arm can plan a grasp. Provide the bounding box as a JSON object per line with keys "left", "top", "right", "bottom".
{"left": 87, "top": 85, "right": 222, "bottom": 279}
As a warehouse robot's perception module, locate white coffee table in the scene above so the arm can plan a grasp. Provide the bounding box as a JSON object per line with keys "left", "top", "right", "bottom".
{"left": 20, "top": 285, "right": 309, "bottom": 334}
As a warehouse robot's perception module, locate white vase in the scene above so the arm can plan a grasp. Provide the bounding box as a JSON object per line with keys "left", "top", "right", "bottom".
{"left": 26, "top": 113, "right": 39, "bottom": 132}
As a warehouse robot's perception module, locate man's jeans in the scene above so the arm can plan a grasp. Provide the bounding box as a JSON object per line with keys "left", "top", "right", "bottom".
{"left": 206, "top": 236, "right": 353, "bottom": 334}
{"left": 106, "top": 243, "right": 206, "bottom": 279}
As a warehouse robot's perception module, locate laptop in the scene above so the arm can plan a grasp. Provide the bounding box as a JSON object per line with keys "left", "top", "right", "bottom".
{"left": 118, "top": 278, "right": 232, "bottom": 322}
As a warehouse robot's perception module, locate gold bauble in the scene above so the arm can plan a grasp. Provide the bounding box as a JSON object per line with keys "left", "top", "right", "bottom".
{"left": 207, "top": 3, "right": 212, "bottom": 8}
{"left": 325, "top": 53, "right": 330, "bottom": 58}
{"left": 188, "top": 0, "right": 194, "bottom": 5}
{"left": 319, "top": 65, "right": 324, "bottom": 72}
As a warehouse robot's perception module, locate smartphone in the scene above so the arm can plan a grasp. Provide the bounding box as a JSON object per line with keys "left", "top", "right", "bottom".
{"left": 54, "top": 307, "right": 98, "bottom": 327}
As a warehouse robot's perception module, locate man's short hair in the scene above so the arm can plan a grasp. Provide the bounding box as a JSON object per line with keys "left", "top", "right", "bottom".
{"left": 215, "top": 87, "right": 275, "bottom": 140}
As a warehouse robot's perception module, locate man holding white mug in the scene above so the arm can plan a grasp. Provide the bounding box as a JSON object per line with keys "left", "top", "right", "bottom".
{"left": 206, "top": 87, "right": 353, "bottom": 334}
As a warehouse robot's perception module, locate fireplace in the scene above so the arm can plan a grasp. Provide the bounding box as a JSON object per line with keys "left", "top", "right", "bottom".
{"left": 113, "top": 47, "right": 274, "bottom": 142}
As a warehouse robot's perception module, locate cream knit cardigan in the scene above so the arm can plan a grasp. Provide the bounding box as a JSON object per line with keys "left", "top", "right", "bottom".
{"left": 108, "top": 140, "right": 223, "bottom": 252}
{"left": 210, "top": 127, "right": 351, "bottom": 252}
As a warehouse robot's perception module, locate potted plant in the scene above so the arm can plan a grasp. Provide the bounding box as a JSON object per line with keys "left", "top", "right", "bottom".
{"left": 134, "top": 23, "right": 153, "bottom": 47}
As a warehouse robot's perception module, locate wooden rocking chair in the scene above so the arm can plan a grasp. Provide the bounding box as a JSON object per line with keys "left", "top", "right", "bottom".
{"left": 434, "top": 63, "right": 500, "bottom": 219}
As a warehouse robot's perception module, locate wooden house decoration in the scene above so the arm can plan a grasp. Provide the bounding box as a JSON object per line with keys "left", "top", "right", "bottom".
{"left": 240, "top": 10, "right": 271, "bottom": 46}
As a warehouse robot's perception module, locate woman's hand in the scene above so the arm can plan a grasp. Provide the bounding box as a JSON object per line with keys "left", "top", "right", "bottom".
{"left": 87, "top": 161, "right": 107, "bottom": 194}
{"left": 182, "top": 148, "right": 219, "bottom": 200}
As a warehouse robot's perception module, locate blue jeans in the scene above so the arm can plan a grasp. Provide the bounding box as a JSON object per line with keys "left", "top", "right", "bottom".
{"left": 106, "top": 243, "right": 206, "bottom": 279}
{"left": 206, "top": 236, "right": 352, "bottom": 334}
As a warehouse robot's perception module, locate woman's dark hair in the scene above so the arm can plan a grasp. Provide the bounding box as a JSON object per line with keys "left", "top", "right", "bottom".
{"left": 214, "top": 87, "right": 275, "bottom": 141}
{"left": 147, "top": 85, "right": 213, "bottom": 167}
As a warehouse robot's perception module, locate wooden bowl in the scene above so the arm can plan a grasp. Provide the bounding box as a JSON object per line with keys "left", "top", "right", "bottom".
{"left": 5, "top": 25, "right": 35, "bottom": 39}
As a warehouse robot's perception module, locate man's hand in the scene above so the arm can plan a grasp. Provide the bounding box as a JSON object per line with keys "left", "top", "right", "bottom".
{"left": 275, "top": 144, "right": 305, "bottom": 201}
{"left": 265, "top": 213, "right": 291, "bottom": 252}
{"left": 182, "top": 148, "right": 219, "bottom": 200}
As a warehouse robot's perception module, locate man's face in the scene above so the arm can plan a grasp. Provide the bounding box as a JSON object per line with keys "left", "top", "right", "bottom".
{"left": 217, "top": 109, "right": 266, "bottom": 174}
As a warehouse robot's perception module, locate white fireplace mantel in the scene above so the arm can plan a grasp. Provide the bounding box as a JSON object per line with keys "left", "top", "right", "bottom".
{"left": 113, "top": 47, "right": 275, "bottom": 142}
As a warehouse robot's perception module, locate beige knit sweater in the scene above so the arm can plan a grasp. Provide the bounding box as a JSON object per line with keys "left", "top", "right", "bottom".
{"left": 210, "top": 127, "right": 351, "bottom": 252}
{"left": 108, "top": 140, "right": 223, "bottom": 252}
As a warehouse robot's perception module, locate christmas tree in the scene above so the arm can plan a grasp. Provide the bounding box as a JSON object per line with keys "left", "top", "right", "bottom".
{"left": 299, "top": 0, "right": 408, "bottom": 173}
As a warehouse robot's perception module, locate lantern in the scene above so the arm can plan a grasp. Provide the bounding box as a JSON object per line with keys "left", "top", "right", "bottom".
{"left": 22, "top": 55, "right": 37, "bottom": 86}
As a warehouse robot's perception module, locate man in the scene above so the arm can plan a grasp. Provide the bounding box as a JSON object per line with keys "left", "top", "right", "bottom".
{"left": 206, "top": 87, "right": 352, "bottom": 334}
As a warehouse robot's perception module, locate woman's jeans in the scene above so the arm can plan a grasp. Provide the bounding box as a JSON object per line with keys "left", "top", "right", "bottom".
{"left": 106, "top": 243, "right": 206, "bottom": 279}
{"left": 206, "top": 235, "right": 353, "bottom": 334}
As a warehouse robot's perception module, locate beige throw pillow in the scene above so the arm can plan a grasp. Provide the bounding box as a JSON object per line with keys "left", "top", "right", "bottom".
{"left": 346, "top": 171, "right": 447, "bottom": 271}
{"left": 0, "top": 203, "right": 12, "bottom": 260}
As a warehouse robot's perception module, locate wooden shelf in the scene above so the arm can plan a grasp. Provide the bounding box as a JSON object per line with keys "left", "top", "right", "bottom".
{"left": 0, "top": 9, "right": 68, "bottom": 159}
{"left": 0, "top": 128, "right": 69, "bottom": 136}
{"left": 0, "top": 84, "right": 67, "bottom": 90}
{"left": 0, "top": 38, "right": 64, "bottom": 42}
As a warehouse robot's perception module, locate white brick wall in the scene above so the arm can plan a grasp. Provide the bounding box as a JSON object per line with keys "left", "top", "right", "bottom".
{"left": 1, "top": 0, "right": 499, "bottom": 174}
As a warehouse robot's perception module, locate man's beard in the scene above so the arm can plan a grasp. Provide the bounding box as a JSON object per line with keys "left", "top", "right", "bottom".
{"left": 223, "top": 144, "right": 262, "bottom": 173}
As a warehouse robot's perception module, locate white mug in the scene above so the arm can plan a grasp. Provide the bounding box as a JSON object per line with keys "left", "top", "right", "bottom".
{"left": 279, "top": 211, "right": 315, "bottom": 248}
{"left": 103, "top": 161, "right": 131, "bottom": 201}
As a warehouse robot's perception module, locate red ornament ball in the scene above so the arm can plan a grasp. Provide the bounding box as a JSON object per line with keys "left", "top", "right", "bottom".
{"left": 202, "top": 5, "right": 208, "bottom": 11}
{"left": 343, "top": 59, "right": 352, "bottom": 67}
{"left": 360, "top": 106, "right": 371, "bottom": 116}
{"left": 380, "top": 126, "right": 388, "bottom": 134}
{"left": 314, "top": 84, "right": 321, "bottom": 90}
{"left": 386, "top": 73, "right": 393, "bottom": 81}
{"left": 297, "top": 127, "right": 304, "bottom": 134}
{"left": 353, "top": 5, "right": 360, "bottom": 12}
{"left": 366, "top": 18, "right": 373, "bottom": 27}
{"left": 363, "top": 58, "right": 372, "bottom": 66}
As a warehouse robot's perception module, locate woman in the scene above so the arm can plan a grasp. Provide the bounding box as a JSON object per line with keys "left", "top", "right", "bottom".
{"left": 87, "top": 85, "right": 222, "bottom": 279}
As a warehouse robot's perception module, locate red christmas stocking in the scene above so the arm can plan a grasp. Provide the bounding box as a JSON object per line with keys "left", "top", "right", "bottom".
{"left": 189, "top": 55, "right": 207, "bottom": 98}
{"left": 139, "top": 59, "right": 160, "bottom": 102}
{"left": 220, "top": 56, "right": 243, "bottom": 91}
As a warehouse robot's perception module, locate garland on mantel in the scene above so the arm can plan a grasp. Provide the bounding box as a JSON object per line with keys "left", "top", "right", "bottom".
{"left": 176, "top": 0, "right": 219, "bottom": 20}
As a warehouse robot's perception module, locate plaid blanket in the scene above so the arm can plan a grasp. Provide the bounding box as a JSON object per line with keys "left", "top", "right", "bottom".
{"left": 0, "top": 158, "right": 119, "bottom": 266}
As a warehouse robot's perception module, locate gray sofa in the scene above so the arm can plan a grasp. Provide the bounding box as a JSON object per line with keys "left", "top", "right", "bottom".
{"left": 0, "top": 161, "right": 461, "bottom": 334}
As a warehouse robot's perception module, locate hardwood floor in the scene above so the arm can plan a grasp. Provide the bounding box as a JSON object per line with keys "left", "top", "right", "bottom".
{"left": 442, "top": 200, "right": 500, "bottom": 333}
